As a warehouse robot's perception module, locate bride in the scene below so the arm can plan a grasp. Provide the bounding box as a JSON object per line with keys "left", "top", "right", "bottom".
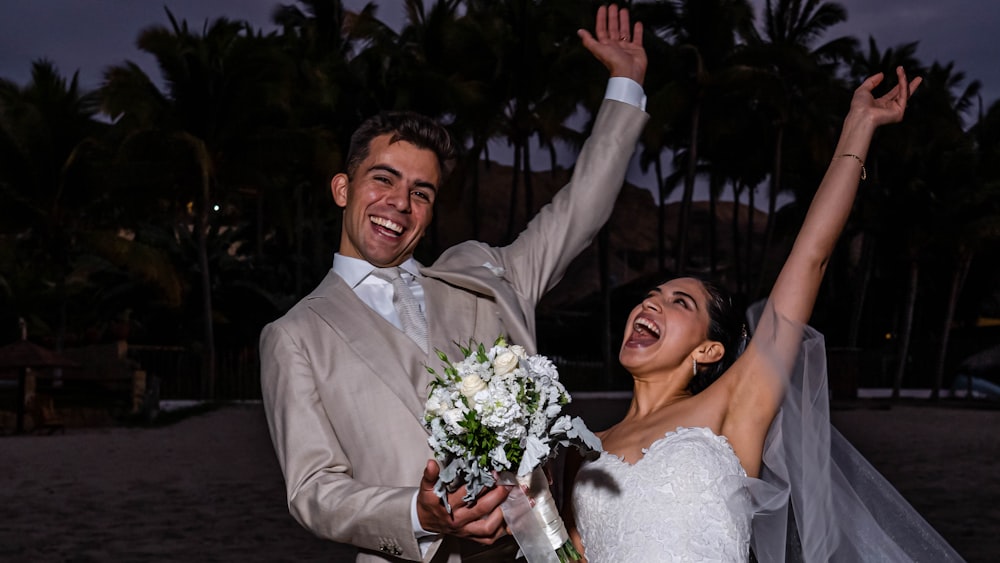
{"left": 563, "top": 68, "right": 963, "bottom": 561}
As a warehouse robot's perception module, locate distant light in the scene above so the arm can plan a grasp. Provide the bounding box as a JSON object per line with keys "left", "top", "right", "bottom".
{"left": 884, "top": 333, "right": 892, "bottom": 340}
{"left": 213, "top": 204, "right": 221, "bottom": 212}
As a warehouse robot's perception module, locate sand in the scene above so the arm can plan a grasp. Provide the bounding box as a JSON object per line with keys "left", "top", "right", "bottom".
{"left": 1, "top": 402, "right": 996, "bottom": 562}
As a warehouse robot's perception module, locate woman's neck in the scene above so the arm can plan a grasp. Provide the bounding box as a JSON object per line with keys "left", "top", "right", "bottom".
{"left": 628, "top": 371, "right": 693, "bottom": 417}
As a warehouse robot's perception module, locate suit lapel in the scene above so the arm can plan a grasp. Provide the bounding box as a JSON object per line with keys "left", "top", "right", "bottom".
{"left": 306, "top": 273, "right": 426, "bottom": 422}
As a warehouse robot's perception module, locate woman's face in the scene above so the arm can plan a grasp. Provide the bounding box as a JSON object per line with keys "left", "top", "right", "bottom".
{"left": 619, "top": 277, "right": 714, "bottom": 377}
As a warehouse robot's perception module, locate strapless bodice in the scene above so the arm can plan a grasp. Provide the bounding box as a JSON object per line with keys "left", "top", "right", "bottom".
{"left": 572, "top": 426, "right": 751, "bottom": 562}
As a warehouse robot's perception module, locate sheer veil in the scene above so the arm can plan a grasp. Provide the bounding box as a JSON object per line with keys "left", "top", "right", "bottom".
{"left": 744, "top": 301, "right": 964, "bottom": 562}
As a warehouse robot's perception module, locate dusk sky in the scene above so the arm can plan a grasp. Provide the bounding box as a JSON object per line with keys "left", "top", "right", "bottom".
{"left": 1, "top": 0, "right": 997, "bottom": 199}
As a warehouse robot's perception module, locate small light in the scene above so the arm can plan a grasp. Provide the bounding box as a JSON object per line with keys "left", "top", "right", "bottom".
{"left": 213, "top": 204, "right": 221, "bottom": 212}
{"left": 884, "top": 333, "right": 892, "bottom": 340}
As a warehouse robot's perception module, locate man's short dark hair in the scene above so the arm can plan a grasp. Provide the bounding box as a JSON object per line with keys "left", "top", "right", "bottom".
{"left": 345, "top": 111, "right": 456, "bottom": 181}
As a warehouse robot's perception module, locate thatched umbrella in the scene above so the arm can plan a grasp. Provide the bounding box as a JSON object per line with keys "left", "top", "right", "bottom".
{"left": 0, "top": 321, "right": 79, "bottom": 433}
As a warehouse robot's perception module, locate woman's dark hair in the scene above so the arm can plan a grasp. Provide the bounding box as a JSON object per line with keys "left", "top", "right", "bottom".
{"left": 344, "top": 111, "right": 456, "bottom": 181}
{"left": 687, "top": 276, "right": 749, "bottom": 394}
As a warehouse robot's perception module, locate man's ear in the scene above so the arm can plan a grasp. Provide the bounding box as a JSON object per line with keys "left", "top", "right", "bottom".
{"left": 331, "top": 173, "right": 349, "bottom": 207}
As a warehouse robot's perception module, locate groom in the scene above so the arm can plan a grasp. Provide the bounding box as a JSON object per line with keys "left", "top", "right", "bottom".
{"left": 259, "top": 5, "right": 648, "bottom": 562}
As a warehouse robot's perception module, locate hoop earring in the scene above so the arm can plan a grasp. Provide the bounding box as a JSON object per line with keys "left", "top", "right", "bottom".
{"left": 692, "top": 358, "right": 698, "bottom": 376}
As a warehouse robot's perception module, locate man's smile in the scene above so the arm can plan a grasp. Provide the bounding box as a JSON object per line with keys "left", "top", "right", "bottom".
{"left": 370, "top": 215, "right": 404, "bottom": 236}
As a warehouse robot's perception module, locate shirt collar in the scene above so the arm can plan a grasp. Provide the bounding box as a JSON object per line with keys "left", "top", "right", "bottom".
{"left": 332, "top": 253, "right": 424, "bottom": 288}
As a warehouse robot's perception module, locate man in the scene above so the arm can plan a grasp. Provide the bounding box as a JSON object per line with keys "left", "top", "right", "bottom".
{"left": 260, "top": 5, "right": 648, "bottom": 562}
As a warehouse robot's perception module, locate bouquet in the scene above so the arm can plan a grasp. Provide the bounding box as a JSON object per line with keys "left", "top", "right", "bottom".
{"left": 423, "top": 336, "right": 601, "bottom": 563}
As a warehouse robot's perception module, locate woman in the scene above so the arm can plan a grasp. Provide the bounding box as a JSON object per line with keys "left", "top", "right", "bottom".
{"left": 564, "top": 68, "right": 962, "bottom": 562}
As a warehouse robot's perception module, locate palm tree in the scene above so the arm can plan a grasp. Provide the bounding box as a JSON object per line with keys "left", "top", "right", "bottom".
{"left": 927, "top": 96, "right": 1000, "bottom": 400}
{"left": 833, "top": 38, "right": 923, "bottom": 351}
{"left": 101, "top": 10, "right": 291, "bottom": 398}
{"left": 741, "top": 0, "right": 856, "bottom": 296}
{"left": 640, "top": 0, "right": 756, "bottom": 274}
{"left": 0, "top": 60, "right": 106, "bottom": 346}
{"left": 460, "top": 0, "right": 593, "bottom": 243}
{"left": 859, "top": 58, "right": 980, "bottom": 400}
{"left": 269, "top": 0, "right": 371, "bottom": 293}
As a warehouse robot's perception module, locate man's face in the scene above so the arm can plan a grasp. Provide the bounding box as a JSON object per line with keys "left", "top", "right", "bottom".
{"left": 332, "top": 134, "right": 440, "bottom": 268}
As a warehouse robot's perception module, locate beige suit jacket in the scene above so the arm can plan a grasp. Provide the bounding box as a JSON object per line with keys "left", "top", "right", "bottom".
{"left": 260, "top": 99, "right": 648, "bottom": 562}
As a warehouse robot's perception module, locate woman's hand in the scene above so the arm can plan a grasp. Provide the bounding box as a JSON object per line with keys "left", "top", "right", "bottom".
{"left": 851, "top": 66, "right": 923, "bottom": 128}
{"left": 577, "top": 4, "right": 647, "bottom": 86}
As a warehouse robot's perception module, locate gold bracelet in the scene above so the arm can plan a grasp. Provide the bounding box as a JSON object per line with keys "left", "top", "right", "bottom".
{"left": 834, "top": 153, "right": 866, "bottom": 180}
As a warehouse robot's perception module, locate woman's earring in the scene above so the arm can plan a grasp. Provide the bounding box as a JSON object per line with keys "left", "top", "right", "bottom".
{"left": 692, "top": 358, "right": 698, "bottom": 376}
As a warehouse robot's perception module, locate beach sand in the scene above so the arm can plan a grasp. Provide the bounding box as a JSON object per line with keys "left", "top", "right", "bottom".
{"left": 1, "top": 402, "right": 995, "bottom": 562}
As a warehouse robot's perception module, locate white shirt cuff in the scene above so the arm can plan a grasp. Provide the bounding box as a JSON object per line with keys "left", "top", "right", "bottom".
{"left": 605, "top": 77, "right": 647, "bottom": 111}
{"left": 412, "top": 490, "right": 438, "bottom": 556}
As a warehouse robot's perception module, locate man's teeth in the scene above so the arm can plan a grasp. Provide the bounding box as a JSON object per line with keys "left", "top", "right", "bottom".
{"left": 370, "top": 216, "right": 403, "bottom": 234}
{"left": 635, "top": 318, "right": 660, "bottom": 338}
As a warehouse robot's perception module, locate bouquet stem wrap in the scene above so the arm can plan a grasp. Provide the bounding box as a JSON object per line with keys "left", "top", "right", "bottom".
{"left": 500, "top": 468, "right": 580, "bottom": 563}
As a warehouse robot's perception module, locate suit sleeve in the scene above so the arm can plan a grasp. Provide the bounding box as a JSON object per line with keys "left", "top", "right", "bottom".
{"left": 259, "top": 320, "right": 436, "bottom": 561}
{"left": 498, "top": 98, "right": 649, "bottom": 305}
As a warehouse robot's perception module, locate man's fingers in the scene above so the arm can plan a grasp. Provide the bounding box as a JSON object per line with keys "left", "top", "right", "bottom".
{"left": 607, "top": 4, "right": 621, "bottom": 41}
{"left": 421, "top": 459, "right": 440, "bottom": 488}
{"left": 618, "top": 6, "right": 630, "bottom": 39}
{"left": 594, "top": 5, "right": 608, "bottom": 41}
{"left": 453, "top": 506, "right": 508, "bottom": 544}
{"left": 632, "top": 21, "right": 644, "bottom": 46}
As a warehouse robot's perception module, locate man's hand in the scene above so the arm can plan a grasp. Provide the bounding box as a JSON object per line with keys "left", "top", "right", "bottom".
{"left": 417, "top": 460, "right": 511, "bottom": 545}
{"left": 578, "top": 4, "right": 647, "bottom": 86}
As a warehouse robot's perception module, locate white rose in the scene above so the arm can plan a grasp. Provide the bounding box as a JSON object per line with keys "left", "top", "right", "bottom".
{"left": 509, "top": 345, "right": 527, "bottom": 359}
{"left": 459, "top": 374, "right": 488, "bottom": 401}
{"left": 492, "top": 351, "right": 519, "bottom": 376}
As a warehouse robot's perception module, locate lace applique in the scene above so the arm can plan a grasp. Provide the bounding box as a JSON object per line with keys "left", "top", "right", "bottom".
{"left": 573, "top": 427, "right": 751, "bottom": 562}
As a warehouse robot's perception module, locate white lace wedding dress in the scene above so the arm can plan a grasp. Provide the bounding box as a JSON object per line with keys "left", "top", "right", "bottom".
{"left": 572, "top": 426, "right": 752, "bottom": 562}
{"left": 571, "top": 303, "right": 965, "bottom": 563}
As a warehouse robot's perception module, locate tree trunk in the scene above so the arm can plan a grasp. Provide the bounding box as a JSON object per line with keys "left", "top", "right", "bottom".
{"left": 891, "top": 258, "right": 919, "bottom": 401}
{"left": 471, "top": 154, "right": 481, "bottom": 241}
{"left": 754, "top": 124, "right": 784, "bottom": 297}
{"left": 655, "top": 155, "right": 667, "bottom": 272}
{"left": 295, "top": 183, "right": 304, "bottom": 297}
{"left": 746, "top": 185, "right": 756, "bottom": 297}
{"left": 505, "top": 137, "right": 523, "bottom": 243}
{"left": 847, "top": 234, "right": 876, "bottom": 348}
{"left": 523, "top": 138, "right": 534, "bottom": 222}
{"left": 676, "top": 103, "right": 701, "bottom": 275}
{"left": 189, "top": 135, "right": 216, "bottom": 400}
{"left": 731, "top": 179, "right": 744, "bottom": 294}
{"left": 931, "top": 249, "right": 973, "bottom": 400}
{"left": 598, "top": 225, "right": 614, "bottom": 389}
{"left": 708, "top": 174, "right": 720, "bottom": 276}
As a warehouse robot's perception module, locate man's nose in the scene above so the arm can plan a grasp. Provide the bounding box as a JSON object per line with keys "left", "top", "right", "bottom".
{"left": 386, "top": 185, "right": 411, "bottom": 212}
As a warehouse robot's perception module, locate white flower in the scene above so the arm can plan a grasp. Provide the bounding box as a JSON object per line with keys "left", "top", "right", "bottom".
{"left": 492, "top": 350, "right": 519, "bottom": 376}
{"left": 442, "top": 408, "right": 467, "bottom": 434}
{"left": 526, "top": 355, "right": 558, "bottom": 380}
{"left": 422, "top": 335, "right": 600, "bottom": 516}
{"left": 425, "top": 393, "right": 451, "bottom": 417}
{"left": 459, "top": 374, "right": 488, "bottom": 401}
{"left": 490, "top": 445, "right": 511, "bottom": 469}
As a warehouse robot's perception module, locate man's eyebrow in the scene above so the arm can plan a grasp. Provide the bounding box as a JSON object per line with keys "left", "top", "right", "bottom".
{"left": 366, "top": 163, "right": 438, "bottom": 191}
{"left": 366, "top": 163, "right": 402, "bottom": 178}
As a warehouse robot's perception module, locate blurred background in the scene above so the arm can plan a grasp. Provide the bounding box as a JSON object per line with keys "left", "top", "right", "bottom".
{"left": 2, "top": 0, "right": 1000, "bottom": 431}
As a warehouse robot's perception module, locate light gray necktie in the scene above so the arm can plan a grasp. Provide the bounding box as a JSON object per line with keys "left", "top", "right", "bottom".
{"left": 371, "top": 267, "right": 428, "bottom": 352}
